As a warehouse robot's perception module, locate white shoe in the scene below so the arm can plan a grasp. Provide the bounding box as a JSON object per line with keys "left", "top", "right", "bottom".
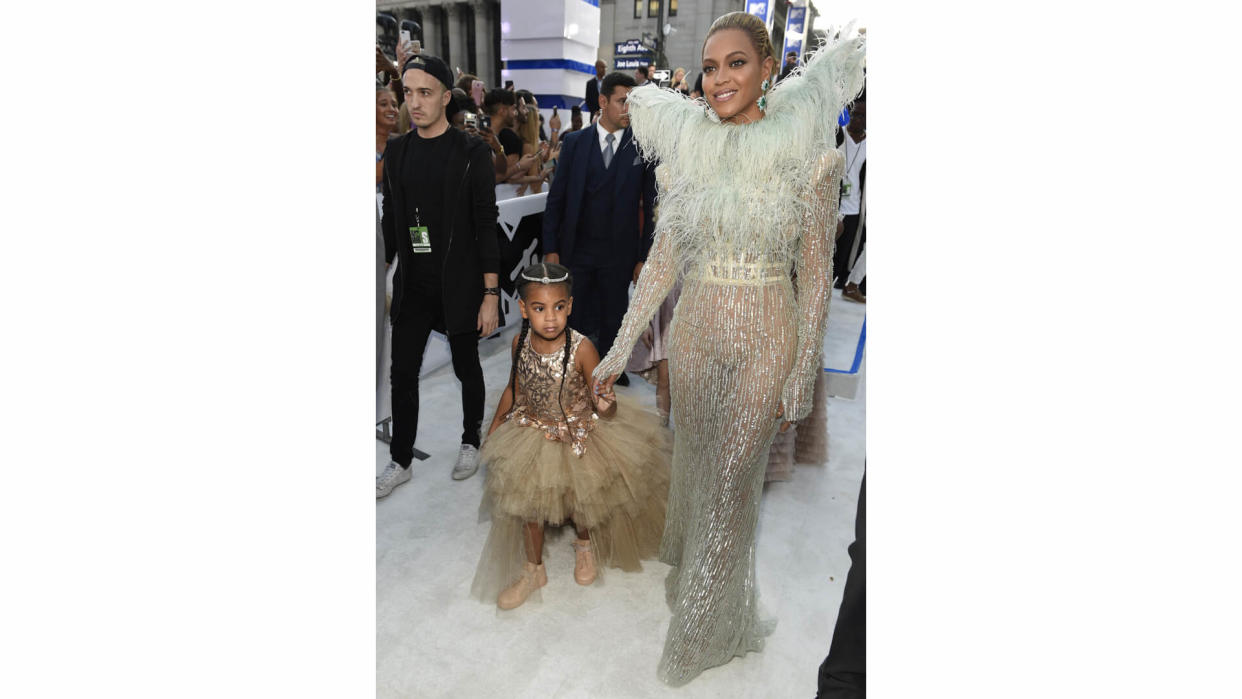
{"left": 376, "top": 461, "right": 411, "bottom": 499}
{"left": 451, "top": 444, "right": 480, "bottom": 480}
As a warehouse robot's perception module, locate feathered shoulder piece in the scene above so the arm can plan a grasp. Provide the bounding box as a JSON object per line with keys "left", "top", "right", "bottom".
{"left": 626, "top": 26, "right": 865, "bottom": 170}
{"left": 624, "top": 27, "right": 865, "bottom": 264}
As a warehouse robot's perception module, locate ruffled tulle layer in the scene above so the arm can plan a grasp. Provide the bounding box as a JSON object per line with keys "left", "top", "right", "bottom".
{"left": 470, "top": 395, "right": 671, "bottom": 602}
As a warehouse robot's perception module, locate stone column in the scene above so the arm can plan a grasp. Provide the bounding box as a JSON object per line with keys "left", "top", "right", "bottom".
{"left": 472, "top": 1, "right": 495, "bottom": 87}
{"left": 420, "top": 6, "right": 439, "bottom": 61}
{"left": 445, "top": 3, "right": 464, "bottom": 77}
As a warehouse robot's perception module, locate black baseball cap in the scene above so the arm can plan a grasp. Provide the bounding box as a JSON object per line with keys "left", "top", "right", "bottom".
{"left": 402, "top": 53, "right": 453, "bottom": 91}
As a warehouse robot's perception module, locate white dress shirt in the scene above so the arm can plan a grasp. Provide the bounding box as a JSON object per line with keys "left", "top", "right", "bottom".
{"left": 838, "top": 131, "right": 866, "bottom": 216}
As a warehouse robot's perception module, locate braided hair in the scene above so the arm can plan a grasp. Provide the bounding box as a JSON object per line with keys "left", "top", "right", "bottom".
{"left": 506, "top": 262, "right": 575, "bottom": 425}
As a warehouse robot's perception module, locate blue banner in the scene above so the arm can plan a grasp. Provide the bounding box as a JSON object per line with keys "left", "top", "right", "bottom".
{"left": 746, "top": 0, "right": 771, "bottom": 26}
{"left": 782, "top": 4, "right": 808, "bottom": 61}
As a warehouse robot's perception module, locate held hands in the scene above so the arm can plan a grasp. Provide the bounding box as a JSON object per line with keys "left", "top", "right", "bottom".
{"left": 478, "top": 295, "right": 499, "bottom": 337}
{"left": 774, "top": 403, "right": 792, "bottom": 433}
{"left": 632, "top": 261, "right": 644, "bottom": 284}
{"left": 544, "top": 253, "right": 560, "bottom": 265}
{"left": 592, "top": 375, "right": 618, "bottom": 416}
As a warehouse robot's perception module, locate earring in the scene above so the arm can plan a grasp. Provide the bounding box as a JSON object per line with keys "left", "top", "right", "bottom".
{"left": 757, "top": 94, "right": 768, "bottom": 113}
{"left": 761, "top": 78, "right": 771, "bottom": 92}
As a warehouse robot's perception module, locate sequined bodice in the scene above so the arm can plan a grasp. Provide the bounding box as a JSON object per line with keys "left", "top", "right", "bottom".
{"left": 509, "top": 329, "right": 598, "bottom": 456}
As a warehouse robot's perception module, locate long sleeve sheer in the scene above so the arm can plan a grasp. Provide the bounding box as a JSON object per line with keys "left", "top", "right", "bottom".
{"left": 594, "top": 229, "right": 678, "bottom": 381}
{"left": 780, "top": 149, "right": 844, "bottom": 421}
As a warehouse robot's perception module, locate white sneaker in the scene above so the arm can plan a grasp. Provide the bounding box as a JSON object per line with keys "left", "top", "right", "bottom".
{"left": 451, "top": 444, "right": 480, "bottom": 480}
{"left": 376, "top": 461, "right": 411, "bottom": 499}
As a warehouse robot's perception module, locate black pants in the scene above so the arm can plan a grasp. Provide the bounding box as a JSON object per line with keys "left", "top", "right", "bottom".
{"left": 817, "top": 473, "right": 865, "bottom": 698}
{"left": 833, "top": 214, "right": 865, "bottom": 290}
{"left": 568, "top": 261, "right": 631, "bottom": 360}
{"left": 389, "top": 293, "right": 484, "bottom": 467}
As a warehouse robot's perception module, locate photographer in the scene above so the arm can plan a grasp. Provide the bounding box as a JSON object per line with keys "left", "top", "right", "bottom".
{"left": 377, "top": 53, "right": 500, "bottom": 496}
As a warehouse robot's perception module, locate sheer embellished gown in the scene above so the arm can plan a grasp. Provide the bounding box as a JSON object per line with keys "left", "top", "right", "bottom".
{"left": 592, "top": 34, "right": 865, "bottom": 686}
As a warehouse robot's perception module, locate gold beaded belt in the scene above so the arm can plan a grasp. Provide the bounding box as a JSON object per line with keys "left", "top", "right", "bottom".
{"left": 689, "top": 260, "right": 790, "bottom": 286}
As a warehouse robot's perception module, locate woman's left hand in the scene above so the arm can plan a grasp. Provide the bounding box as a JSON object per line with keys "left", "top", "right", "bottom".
{"left": 775, "top": 403, "right": 792, "bottom": 433}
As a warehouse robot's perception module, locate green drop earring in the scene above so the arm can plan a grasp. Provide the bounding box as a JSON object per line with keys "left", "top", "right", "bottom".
{"left": 758, "top": 78, "right": 771, "bottom": 112}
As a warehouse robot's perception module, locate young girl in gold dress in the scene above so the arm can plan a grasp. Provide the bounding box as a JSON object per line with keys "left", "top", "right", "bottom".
{"left": 470, "top": 263, "right": 671, "bottom": 610}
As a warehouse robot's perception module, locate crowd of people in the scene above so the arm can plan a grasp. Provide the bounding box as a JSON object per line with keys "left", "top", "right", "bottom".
{"left": 376, "top": 12, "right": 866, "bottom": 694}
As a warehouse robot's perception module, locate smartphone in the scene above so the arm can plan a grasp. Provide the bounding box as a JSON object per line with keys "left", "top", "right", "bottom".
{"left": 471, "top": 80, "right": 485, "bottom": 106}
{"left": 479, "top": 114, "right": 491, "bottom": 131}
{"left": 410, "top": 39, "right": 421, "bottom": 54}
{"left": 400, "top": 29, "right": 411, "bottom": 45}
{"left": 464, "top": 112, "right": 478, "bottom": 129}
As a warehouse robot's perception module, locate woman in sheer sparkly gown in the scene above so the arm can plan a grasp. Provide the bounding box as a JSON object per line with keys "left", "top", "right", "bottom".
{"left": 590, "top": 13, "right": 865, "bottom": 686}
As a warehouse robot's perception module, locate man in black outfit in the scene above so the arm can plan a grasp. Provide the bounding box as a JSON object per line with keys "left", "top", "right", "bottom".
{"left": 378, "top": 53, "right": 500, "bottom": 498}
{"left": 585, "top": 60, "right": 606, "bottom": 122}
{"left": 817, "top": 473, "right": 865, "bottom": 698}
{"left": 542, "top": 72, "right": 656, "bottom": 388}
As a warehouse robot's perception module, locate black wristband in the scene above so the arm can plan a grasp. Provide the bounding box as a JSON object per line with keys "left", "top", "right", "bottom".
{"left": 482, "top": 287, "right": 500, "bottom": 296}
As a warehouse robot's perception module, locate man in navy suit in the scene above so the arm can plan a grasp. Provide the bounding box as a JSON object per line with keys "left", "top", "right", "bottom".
{"left": 543, "top": 72, "right": 656, "bottom": 386}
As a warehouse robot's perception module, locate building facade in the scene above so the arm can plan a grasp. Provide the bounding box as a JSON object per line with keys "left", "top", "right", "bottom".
{"left": 377, "top": 0, "right": 502, "bottom": 89}
{"left": 376, "top": 1, "right": 823, "bottom": 117}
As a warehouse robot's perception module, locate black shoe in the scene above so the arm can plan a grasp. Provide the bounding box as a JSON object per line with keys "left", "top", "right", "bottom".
{"left": 614, "top": 372, "right": 630, "bottom": 387}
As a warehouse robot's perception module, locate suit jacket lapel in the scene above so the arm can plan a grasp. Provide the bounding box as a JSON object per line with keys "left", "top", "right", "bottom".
{"left": 615, "top": 126, "right": 633, "bottom": 158}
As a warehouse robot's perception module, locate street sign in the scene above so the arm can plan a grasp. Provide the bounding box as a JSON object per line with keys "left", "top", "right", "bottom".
{"left": 616, "top": 57, "right": 652, "bottom": 70}
{"left": 615, "top": 39, "right": 652, "bottom": 56}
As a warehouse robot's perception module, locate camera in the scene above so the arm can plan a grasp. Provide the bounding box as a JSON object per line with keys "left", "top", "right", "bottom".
{"left": 479, "top": 114, "right": 491, "bottom": 131}
{"left": 464, "top": 112, "right": 478, "bottom": 129}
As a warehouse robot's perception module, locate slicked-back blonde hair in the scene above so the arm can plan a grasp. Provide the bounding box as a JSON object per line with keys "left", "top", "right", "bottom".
{"left": 701, "top": 12, "right": 777, "bottom": 81}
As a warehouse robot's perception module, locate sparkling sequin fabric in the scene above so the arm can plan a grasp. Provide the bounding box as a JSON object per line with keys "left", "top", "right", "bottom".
{"left": 471, "top": 330, "right": 672, "bottom": 604}
{"left": 592, "top": 32, "right": 862, "bottom": 686}
{"left": 507, "top": 331, "right": 597, "bottom": 456}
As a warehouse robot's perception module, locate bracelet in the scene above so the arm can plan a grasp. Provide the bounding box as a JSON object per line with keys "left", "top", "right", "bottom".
{"left": 482, "top": 287, "right": 500, "bottom": 296}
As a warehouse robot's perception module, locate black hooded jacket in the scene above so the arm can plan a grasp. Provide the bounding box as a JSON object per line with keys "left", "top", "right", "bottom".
{"left": 382, "top": 127, "right": 499, "bottom": 335}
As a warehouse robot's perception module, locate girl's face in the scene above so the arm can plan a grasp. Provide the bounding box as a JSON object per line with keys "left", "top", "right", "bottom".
{"left": 519, "top": 284, "right": 573, "bottom": 341}
{"left": 377, "top": 90, "right": 399, "bottom": 129}
{"left": 701, "top": 29, "right": 774, "bottom": 124}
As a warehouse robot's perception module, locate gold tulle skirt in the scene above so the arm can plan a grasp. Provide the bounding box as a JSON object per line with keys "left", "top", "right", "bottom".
{"left": 470, "top": 395, "right": 672, "bottom": 602}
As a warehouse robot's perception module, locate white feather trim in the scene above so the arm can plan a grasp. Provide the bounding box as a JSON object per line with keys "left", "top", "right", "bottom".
{"left": 624, "top": 28, "right": 865, "bottom": 270}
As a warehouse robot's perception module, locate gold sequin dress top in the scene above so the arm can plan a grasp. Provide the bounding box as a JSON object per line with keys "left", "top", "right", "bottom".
{"left": 471, "top": 329, "right": 671, "bottom": 602}
{"left": 593, "top": 31, "right": 866, "bottom": 686}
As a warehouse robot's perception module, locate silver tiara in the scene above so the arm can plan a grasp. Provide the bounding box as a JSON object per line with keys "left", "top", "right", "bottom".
{"left": 520, "top": 270, "right": 569, "bottom": 284}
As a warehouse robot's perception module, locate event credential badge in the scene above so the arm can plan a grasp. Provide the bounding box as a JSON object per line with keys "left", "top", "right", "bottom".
{"left": 409, "top": 225, "right": 431, "bottom": 254}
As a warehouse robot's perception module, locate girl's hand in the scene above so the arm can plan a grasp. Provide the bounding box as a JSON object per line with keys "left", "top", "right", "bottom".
{"left": 593, "top": 387, "right": 616, "bottom": 415}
